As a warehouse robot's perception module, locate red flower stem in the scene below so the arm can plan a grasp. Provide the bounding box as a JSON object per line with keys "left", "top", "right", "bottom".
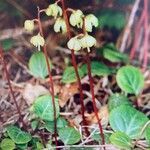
{"left": 37, "top": 7, "right": 58, "bottom": 147}
{"left": 82, "top": 18, "right": 105, "bottom": 147}
{"left": 85, "top": 52, "right": 105, "bottom": 147}
{"left": 0, "top": 46, "right": 26, "bottom": 128}
{"left": 59, "top": 0, "right": 89, "bottom": 136}
{"left": 142, "top": 0, "right": 148, "bottom": 70}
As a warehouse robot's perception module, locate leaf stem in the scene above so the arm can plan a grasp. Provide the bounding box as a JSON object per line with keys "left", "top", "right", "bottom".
{"left": 37, "top": 7, "right": 58, "bottom": 147}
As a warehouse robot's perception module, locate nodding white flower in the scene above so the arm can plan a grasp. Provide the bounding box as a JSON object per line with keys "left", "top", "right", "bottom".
{"left": 54, "top": 17, "right": 67, "bottom": 33}
{"left": 80, "top": 34, "right": 97, "bottom": 52}
{"left": 67, "top": 36, "right": 82, "bottom": 51}
{"left": 69, "top": 10, "right": 83, "bottom": 28}
{"left": 84, "top": 14, "right": 98, "bottom": 32}
{"left": 24, "top": 20, "right": 34, "bottom": 32}
{"left": 45, "top": 3, "right": 62, "bottom": 18}
{"left": 30, "top": 33, "right": 45, "bottom": 51}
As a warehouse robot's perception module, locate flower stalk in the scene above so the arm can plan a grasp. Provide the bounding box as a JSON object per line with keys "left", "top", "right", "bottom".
{"left": 82, "top": 17, "right": 105, "bottom": 147}
{"left": 59, "top": 0, "right": 89, "bottom": 136}
{"left": 36, "top": 7, "right": 58, "bottom": 147}
{"left": 0, "top": 46, "right": 26, "bottom": 129}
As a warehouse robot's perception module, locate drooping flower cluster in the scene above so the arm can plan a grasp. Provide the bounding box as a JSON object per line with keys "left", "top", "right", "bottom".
{"left": 45, "top": 3, "right": 67, "bottom": 33}
{"left": 30, "top": 33, "right": 45, "bottom": 51}
{"left": 69, "top": 10, "right": 83, "bottom": 28}
{"left": 67, "top": 34, "right": 96, "bottom": 52}
{"left": 45, "top": 3, "right": 62, "bottom": 18}
{"left": 24, "top": 2, "right": 99, "bottom": 52}
{"left": 67, "top": 10, "right": 99, "bottom": 52}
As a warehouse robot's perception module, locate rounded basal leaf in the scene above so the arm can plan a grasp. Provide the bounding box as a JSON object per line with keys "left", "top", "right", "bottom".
{"left": 29, "top": 52, "right": 51, "bottom": 79}
{"left": 116, "top": 66, "right": 144, "bottom": 95}
{"left": 36, "top": 142, "right": 44, "bottom": 150}
{"left": 92, "top": 131, "right": 110, "bottom": 143}
{"left": 0, "top": 138, "right": 15, "bottom": 150}
{"left": 103, "top": 48, "right": 129, "bottom": 63}
{"left": 110, "top": 131, "right": 132, "bottom": 149}
{"left": 108, "top": 93, "right": 131, "bottom": 111}
{"left": 62, "top": 66, "right": 84, "bottom": 84}
{"left": 97, "top": 9, "right": 126, "bottom": 30}
{"left": 32, "top": 94, "right": 60, "bottom": 121}
{"left": 45, "top": 117, "right": 68, "bottom": 133}
{"left": 31, "top": 120, "right": 39, "bottom": 131}
{"left": 7, "top": 126, "right": 32, "bottom": 144}
{"left": 109, "top": 105, "right": 149, "bottom": 139}
{"left": 16, "top": 143, "right": 27, "bottom": 150}
{"left": 58, "top": 127, "right": 81, "bottom": 145}
{"left": 81, "top": 61, "right": 112, "bottom": 76}
{"left": 145, "top": 127, "right": 150, "bottom": 145}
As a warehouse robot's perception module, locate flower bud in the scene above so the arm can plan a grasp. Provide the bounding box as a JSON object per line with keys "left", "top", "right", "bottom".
{"left": 84, "top": 14, "right": 98, "bottom": 32}
{"left": 45, "top": 3, "right": 62, "bottom": 18}
{"left": 30, "top": 33, "right": 45, "bottom": 51}
{"left": 80, "top": 34, "right": 96, "bottom": 51}
{"left": 69, "top": 10, "right": 83, "bottom": 28}
{"left": 67, "top": 37, "right": 82, "bottom": 51}
{"left": 24, "top": 20, "right": 34, "bottom": 32}
{"left": 54, "top": 17, "right": 67, "bottom": 33}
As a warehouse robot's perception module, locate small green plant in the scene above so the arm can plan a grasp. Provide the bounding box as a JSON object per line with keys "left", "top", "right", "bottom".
{"left": 0, "top": 0, "right": 150, "bottom": 150}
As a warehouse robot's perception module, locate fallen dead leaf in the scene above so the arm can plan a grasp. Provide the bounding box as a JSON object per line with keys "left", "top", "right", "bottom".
{"left": 85, "top": 105, "right": 109, "bottom": 128}
{"left": 23, "top": 83, "right": 48, "bottom": 105}
{"left": 58, "top": 83, "right": 78, "bottom": 107}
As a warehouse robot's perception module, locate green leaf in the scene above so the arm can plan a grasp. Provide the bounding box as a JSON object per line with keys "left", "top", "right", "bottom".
{"left": 116, "top": 66, "right": 144, "bottom": 95}
{"left": 45, "top": 117, "right": 68, "bottom": 133}
{"left": 7, "top": 126, "right": 32, "bottom": 144}
{"left": 36, "top": 142, "right": 44, "bottom": 150}
{"left": 109, "top": 105, "right": 149, "bottom": 139}
{"left": 29, "top": 52, "right": 51, "bottom": 79}
{"left": 58, "top": 127, "right": 81, "bottom": 145}
{"left": 108, "top": 93, "right": 131, "bottom": 111}
{"left": 103, "top": 48, "right": 129, "bottom": 63}
{"left": 97, "top": 9, "right": 126, "bottom": 30}
{"left": 62, "top": 66, "right": 84, "bottom": 84}
{"left": 145, "top": 127, "right": 150, "bottom": 145}
{"left": 1, "top": 38, "right": 14, "bottom": 51}
{"left": 16, "top": 143, "right": 28, "bottom": 150}
{"left": 92, "top": 131, "right": 111, "bottom": 143}
{"left": 32, "top": 94, "right": 60, "bottom": 121}
{"left": 31, "top": 120, "right": 39, "bottom": 130}
{"left": 81, "top": 61, "right": 113, "bottom": 76}
{"left": 110, "top": 131, "right": 132, "bottom": 149}
{"left": 0, "top": 138, "right": 15, "bottom": 150}
{"left": 115, "top": 0, "right": 135, "bottom": 5}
